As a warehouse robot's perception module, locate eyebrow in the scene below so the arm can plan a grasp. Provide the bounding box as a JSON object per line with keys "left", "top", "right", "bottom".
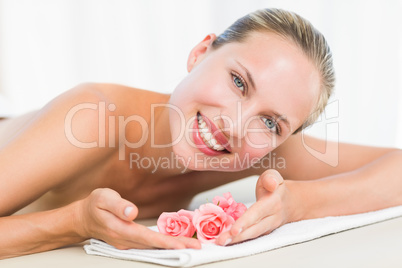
{"left": 234, "top": 60, "right": 291, "bottom": 133}
{"left": 235, "top": 60, "right": 256, "bottom": 92}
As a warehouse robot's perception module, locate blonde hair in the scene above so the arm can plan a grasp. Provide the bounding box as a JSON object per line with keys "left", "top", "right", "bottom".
{"left": 212, "top": 8, "right": 335, "bottom": 133}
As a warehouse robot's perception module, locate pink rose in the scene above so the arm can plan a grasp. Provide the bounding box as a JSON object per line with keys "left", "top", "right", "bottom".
{"left": 157, "top": 209, "right": 196, "bottom": 238}
{"left": 213, "top": 192, "right": 247, "bottom": 221}
{"left": 192, "top": 203, "right": 235, "bottom": 243}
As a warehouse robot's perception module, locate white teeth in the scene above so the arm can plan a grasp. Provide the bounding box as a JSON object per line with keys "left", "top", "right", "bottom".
{"left": 213, "top": 144, "right": 223, "bottom": 150}
{"left": 197, "top": 115, "right": 225, "bottom": 151}
{"left": 204, "top": 132, "right": 212, "bottom": 140}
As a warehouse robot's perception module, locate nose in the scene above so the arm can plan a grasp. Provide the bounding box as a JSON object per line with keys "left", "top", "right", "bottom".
{"left": 221, "top": 101, "right": 259, "bottom": 140}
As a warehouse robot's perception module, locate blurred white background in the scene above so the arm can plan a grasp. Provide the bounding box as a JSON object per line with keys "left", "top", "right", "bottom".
{"left": 0, "top": 0, "right": 401, "bottom": 148}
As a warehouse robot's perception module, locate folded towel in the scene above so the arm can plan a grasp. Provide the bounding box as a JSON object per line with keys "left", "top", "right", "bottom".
{"left": 84, "top": 205, "right": 402, "bottom": 267}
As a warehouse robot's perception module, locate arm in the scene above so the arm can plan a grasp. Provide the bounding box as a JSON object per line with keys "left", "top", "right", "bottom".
{"left": 0, "top": 202, "right": 82, "bottom": 259}
{"left": 217, "top": 134, "right": 401, "bottom": 245}
{"left": 0, "top": 84, "right": 200, "bottom": 259}
{"left": 271, "top": 132, "right": 398, "bottom": 181}
{"left": 1, "top": 188, "right": 200, "bottom": 259}
{"left": 274, "top": 133, "right": 402, "bottom": 218}
{"left": 291, "top": 149, "right": 402, "bottom": 220}
{"left": 0, "top": 84, "right": 110, "bottom": 258}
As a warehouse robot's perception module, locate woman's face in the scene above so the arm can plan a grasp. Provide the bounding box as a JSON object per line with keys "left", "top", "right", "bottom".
{"left": 169, "top": 31, "right": 320, "bottom": 171}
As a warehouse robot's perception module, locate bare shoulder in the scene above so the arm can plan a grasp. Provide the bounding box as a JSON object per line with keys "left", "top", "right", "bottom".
{"left": 0, "top": 84, "right": 98, "bottom": 147}
{"left": 0, "top": 83, "right": 171, "bottom": 215}
{"left": 90, "top": 83, "right": 170, "bottom": 106}
{"left": 0, "top": 83, "right": 121, "bottom": 215}
{"left": 0, "top": 82, "right": 169, "bottom": 143}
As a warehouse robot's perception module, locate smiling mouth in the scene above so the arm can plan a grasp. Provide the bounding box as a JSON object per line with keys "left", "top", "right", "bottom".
{"left": 197, "top": 112, "right": 229, "bottom": 153}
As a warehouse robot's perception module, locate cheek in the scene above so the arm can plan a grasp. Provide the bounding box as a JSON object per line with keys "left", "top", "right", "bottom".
{"left": 170, "top": 80, "right": 195, "bottom": 110}
{"left": 239, "top": 144, "right": 272, "bottom": 163}
{"left": 242, "top": 119, "right": 278, "bottom": 152}
{"left": 235, "top": 127, "right": 279, "bottom": 166}
{"left": 244, "top": 131, "right": 279, "bottom": 151}
{"left": 171, "top": 69, "right": 235, "bottom": 109}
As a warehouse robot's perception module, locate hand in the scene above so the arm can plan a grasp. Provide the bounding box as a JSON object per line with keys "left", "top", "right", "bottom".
{"left": 76, "top": 188, "right": 201, "bottom": 250}
{"left": 216, "top": 169, "right": 293, "bottom": 246}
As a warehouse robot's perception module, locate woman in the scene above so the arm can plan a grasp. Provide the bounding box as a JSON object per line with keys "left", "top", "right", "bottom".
{"left": 0, "top": 8, "right": 401, "bottom": 259}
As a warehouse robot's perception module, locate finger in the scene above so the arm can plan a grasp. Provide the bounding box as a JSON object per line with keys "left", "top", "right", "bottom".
{"left": 215, "top": 230, "right": 233, "bottom": 246}
{"left": 95, "top": 188, "right": 139, "bottom": 221}
{"left": 176, "top": 236, "right": 202, "bottom": 249}
{"left": 126, "top": 223, "right": 201, "bottom": 249}
{"left": 258, "top": 169, "right": 284, "bottom": 193}
{"left": 216, "top": 213, "right": 279, "bottom": 246}
{"left": 110, "top": 239, "right": 157, "bottom": 250}
{"left": 228, "top": 198, "right": 274, "bottom": 237}
{"left": 230, "top": 214, "right": 281, "bottom": 244}
{"left": 102, "top": 218, "right": 201, "bottom": 250}
{"left": 116, "top": 235, "right": 202, "bottom": 250}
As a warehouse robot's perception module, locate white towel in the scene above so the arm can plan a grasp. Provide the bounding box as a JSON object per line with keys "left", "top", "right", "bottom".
{"left": 84, "top": 205, "right": 402, "bottom": 267}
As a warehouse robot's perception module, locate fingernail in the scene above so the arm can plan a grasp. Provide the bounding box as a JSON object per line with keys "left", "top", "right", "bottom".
{"left": 224, "top": 238, "right": 232, "bottom": 246}
{"left": 237, "top": 228, "right": 243, "bottom": 234}
{"left": 124, "top": 206, "right": 133, "bottom": 217}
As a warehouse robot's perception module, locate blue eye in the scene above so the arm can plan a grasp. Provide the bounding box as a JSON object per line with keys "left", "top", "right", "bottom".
{"left": 232, "top": 73, "right": 246, "bottom": 93}
{"left": 261, "top": 117, "right": 277, "bottom": 132}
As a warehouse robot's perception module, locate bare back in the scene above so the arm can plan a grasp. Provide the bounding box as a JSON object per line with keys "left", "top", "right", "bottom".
{"left": 0, "top": 84, "right": 252, "bottom": 218}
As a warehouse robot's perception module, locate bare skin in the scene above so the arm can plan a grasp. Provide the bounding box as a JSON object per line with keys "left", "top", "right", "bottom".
{"left": 0, "top": 32, "right": 401, "bottom": 259}
{"left": 0, "top": 85, "right": 396, "bottom": 217}
{"left": 0, "top": 88, "right": 256, "bottom": 217}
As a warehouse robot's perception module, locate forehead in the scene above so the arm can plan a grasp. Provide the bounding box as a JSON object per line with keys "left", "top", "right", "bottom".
{"left": 215, "top": 32, "right": 321, "bottom": 131}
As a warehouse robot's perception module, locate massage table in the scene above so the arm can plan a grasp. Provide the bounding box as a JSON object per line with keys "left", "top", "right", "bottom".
{"left": 3, "top": 176, "right": 402, "bottom": 267}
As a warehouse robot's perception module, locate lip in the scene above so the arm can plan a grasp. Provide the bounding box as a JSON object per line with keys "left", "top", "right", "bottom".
{"left": 193, "top": 118, "right": 224, "bottom": 156}
{"left": 198, "top": 113, "right": 232, "bottom": 153}
{"left": 192, "top": 112, "right": 232, "bottom": 156}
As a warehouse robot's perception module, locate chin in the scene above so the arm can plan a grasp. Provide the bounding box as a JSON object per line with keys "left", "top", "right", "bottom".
{"left": 172, "top": 146, "right": 247, "bottom": 172}
{"left": 171, "top": 143, "right": 196, "bottom": 170}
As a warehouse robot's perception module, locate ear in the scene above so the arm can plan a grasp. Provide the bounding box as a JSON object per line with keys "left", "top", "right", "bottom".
{"left": 187, "top": 34, "right": 217, "bottom": 72}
